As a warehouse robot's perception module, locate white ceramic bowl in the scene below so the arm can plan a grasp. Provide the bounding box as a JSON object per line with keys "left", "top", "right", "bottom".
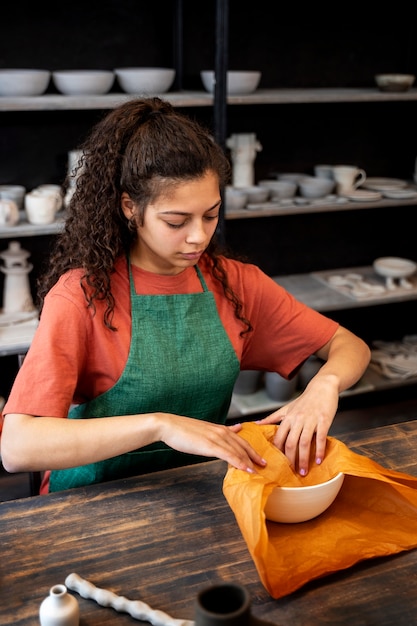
{"left": 375, "top": 74, "right": 415, "bottom": 92}
{"left": 299, "top": 176, "right": 335, "bottom": 198}
{"left": 265, "top": 471, "right": 345, "bottom": 523}
{"left": 238, "top": 186, "right": 270, "bottom": 203}
{"left": 276, "top": 172, "right": 306, "bottom": 184}
{"left": 224, "top": 186, "right": 248, "bottom": 210}
{"left": 114, "top": 67, "right": 175, "bottom": 94}
{"left": 373, "top": 257, "right": 417, "bottom": 279}
{"left": 0, "top": 69, "right": 51, "bottom": 96}
{"left": 200, "top": 70, "right": 261, "bottom": 95}
{"left": 52, "top": 70, "right": 115, "bottom": 95}
{"left": 258, "top": 179, "right": 297, "bottom": 200}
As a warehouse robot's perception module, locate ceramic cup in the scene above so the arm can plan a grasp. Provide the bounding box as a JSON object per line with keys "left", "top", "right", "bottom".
{"left": 35, "top": 184, "right": 64, "bottom": 212}
{"left": 0, "top": 198, "right": 19, "bottom": 226}
{"left": 0, "top": 184, "right": 26, "bottom": 209}
{"left": 25, "top": 191, "right": 57, "bottom": 225}
{"left": 332, "top": 165, "right": 366, "bottom": 195}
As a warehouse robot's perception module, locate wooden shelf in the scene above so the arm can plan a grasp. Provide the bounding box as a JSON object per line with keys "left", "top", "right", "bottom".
{"left": 226, "top": 263, "right": 417, "bottom": 420}
{"left": 273, "top": 266, "right": 417, "bottom": 312}
{"left": 0, "top": 212, "right": 65, "bottom": 239}
{"left": 0, "top": 316, "right": 38, "bottom": 357}
{"left": 0, "top": 198, "right": 414, "bottom": 238}
{"left": 0, "top": 92, "right": 214, "bottom": 112}
{"left": 225, "top": 87, "right": 417, "bottom": 105}
{"left": 225, "top": 195, "right": 417, "bottom": 219}
{"left": 2, "top": 87, "right": 417, "bottom": 112}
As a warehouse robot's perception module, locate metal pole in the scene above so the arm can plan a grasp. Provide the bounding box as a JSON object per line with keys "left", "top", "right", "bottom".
{"left": 214, "top": 0, "right": 229, "bottom": 150}
{"left": 173, "top": 0, "right": 183, "bottom": 91}
{"left": 214, "top": 0, "right": 229, "bottom": 244}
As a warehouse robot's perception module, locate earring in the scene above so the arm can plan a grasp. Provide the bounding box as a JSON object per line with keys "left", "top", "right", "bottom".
{"left": 128, "top": 216, "right": 137, "bottom": 232}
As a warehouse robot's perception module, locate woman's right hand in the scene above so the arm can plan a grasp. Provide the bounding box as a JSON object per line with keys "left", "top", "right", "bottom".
{"left": 156, "top": 413, "right": 267, "bottom": 474}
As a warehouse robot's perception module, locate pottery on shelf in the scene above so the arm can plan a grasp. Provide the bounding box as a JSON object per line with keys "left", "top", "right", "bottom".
{"left": 0, "top": 241, "right": 35, "bottom": 314}
{"left": 0, "top": 198, "right": 19, "bottom": 226}
{"left": 0, "top": 184, "right": 26, "bottom": 210}
{"left": 226, "top": 133, "right": 262, "bottom": 187}
{"left": 39, "top": 584, "right": 79, "bottom": 626}
{"left": 373, "top": 257, "right": 417, "bottom": 290}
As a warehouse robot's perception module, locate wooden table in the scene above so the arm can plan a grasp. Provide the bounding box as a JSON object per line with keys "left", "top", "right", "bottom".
{"left": 2, "top": 420, "right": 417, "bottom": 625}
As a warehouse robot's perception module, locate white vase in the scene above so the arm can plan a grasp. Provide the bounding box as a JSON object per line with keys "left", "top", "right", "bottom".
{"left": 0, "top": 241, "right": 35, "bottom": 314}
{"left": 39, "top": 584, "right": 79, "bottom": 626}
{"left": 226, "top": 133, "right": 262, "bottom": 187}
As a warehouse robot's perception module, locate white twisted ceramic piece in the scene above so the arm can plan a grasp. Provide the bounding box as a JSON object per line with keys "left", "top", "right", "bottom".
{"left": 65, "top": 573, "right": 194, "bottom": 626}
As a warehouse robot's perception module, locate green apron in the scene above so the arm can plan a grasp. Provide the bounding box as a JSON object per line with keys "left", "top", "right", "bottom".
{"left": 49, "top": 263, "right": 240, "bottom": 492}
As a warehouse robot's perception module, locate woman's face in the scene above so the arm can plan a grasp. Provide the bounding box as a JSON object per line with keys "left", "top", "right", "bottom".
{"left": 122, "top": 170, "right": 221, "bottom": 275}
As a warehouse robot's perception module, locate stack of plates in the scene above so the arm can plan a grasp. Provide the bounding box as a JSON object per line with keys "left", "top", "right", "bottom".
{"left": 360, "top": 177, "right": 417, "bottom": 200}
{"left": 345, "top": 190, "right": 382, "bottom": 202}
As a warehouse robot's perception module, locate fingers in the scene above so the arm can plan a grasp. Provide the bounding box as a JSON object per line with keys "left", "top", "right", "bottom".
{"left": 273, "top": 416, "right": 320, "bottom": 476}
{"left": 314, "top": 427, "right": 328, "bottom": 466}
{"left": 166, "top": 417, "right": 267, "bottom": 475}
{"left": 224, "top": 426, "right": 267, "bottom": 473}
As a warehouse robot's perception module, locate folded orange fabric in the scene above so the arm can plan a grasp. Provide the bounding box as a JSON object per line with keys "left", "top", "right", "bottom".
{"left": 222, "top": 422, "right": 417, "bottom": 599}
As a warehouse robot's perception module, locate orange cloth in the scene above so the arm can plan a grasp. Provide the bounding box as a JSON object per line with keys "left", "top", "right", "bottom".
{"left": 223, "top": 423, "right": 417, "bottom": 599}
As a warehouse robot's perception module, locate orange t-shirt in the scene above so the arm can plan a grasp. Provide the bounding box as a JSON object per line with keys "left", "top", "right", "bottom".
{"left": 4, "top": 255, "right": 338, "bottom": 419}
{"left": 4, "top": 255, "right": 338, "bottom": 494}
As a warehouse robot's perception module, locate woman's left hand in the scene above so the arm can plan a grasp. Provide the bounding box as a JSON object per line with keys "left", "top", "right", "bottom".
{"left": 254, "top": 325, "right": 371, "bottom": 475}
{"left": 255, "top": 373, "right": 339, "bottom": 475}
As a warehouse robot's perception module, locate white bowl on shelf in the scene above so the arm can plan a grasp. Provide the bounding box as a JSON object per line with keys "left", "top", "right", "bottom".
{"left": 238, "top": 185, "right": 270, "bottom": 203}
{"left": 374, "top": 74, "right": 415, "bottom": 92}
{"left": 373, "top": 257, "right": 417, "bottom": 279}
{"left": 299, "top": 176, "right": 335, "bottom": 198}
{"left": 52, "top": 70, "right": 115, "bottom": 95}
{"left": 114, "top": 67, "right": 175, "bottom": 94}
{"left": 0, "top": 69, "right": 51, "bottom": 96}
{"left": 276, "top": 172, "right": 306, "bottom": 184}
{"left": 258, "top": 179, "right": 297, "bottom": 200}
{"left": 200, "top": 70, "right": 261, "bottom": 95}
{"left": 224, "top": 186, "right": 248, "bottom": 210}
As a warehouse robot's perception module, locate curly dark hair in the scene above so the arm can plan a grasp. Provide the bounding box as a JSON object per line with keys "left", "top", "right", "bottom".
{"left": 37, "top": 97, "right": 252, "bottom": 335}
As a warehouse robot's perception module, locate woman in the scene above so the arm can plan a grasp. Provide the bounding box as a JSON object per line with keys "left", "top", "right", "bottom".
{"left": 0, "top": 97, "right": 370, "bottom": 493}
